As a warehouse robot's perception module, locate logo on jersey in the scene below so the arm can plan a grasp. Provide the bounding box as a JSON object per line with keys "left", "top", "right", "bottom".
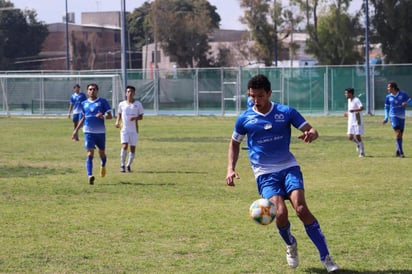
{"left": 248, "top": 118, "right": 258, "bottom": 124}
{"left": 264, "top": 123, "right": 272, "bottom": 130}
{"left": 274, "top": 113, "right": 285, "bottom": 122}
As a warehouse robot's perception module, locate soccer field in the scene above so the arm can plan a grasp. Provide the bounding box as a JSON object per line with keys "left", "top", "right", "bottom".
{"left": 0, "top": 115, "right": 410, "bottom": 273}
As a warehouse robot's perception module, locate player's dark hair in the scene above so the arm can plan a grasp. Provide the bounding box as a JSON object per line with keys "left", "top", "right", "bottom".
{"left": 388, "top": 81, "right": 399, "bottom": 91}
{"left": 345, "top": 88, "right": 355, "bottom": 95}
{"left": 73, "top": 84, "right": 80, "bottom": 89}
{"left": 126, "top": 85, "right": 136, "bottom": 92}
{"left": 248, "top": 74, "right": 271, "bottom": 92}
{"left": 87, "top": 83, "right": 99, "bottom": 90}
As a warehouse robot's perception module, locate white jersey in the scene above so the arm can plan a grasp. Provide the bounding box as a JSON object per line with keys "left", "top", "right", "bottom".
{"left": 347, "top": 97, "right": 363, "bottom": 126}
{"left": 347, "top": 97, "right": 364, "bottom": 135}
{"left": 118, "top": 100, "right": 144, "bottom": 133}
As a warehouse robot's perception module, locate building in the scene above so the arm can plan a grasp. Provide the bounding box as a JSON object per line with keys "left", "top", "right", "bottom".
{"left": 39, "top": 11, "right": 141, "bottom": 71}
{"left": 38, "top": 11, "right": 317, "bottom": 71}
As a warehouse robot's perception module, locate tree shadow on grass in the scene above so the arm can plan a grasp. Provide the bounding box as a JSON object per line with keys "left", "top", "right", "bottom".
{"left": 117, "top": 181, "right": 176, "bottom": 186}
{"left": 138, "top": 170, "right": 207, "bottom": 174}
{"left": 0, "top": 165, "right": 75, "bottom": 178}
{"left": 304, "top": 268, "right": 411, "bottom": 274}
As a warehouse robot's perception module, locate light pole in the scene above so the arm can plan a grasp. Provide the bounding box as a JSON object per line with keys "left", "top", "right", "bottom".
{"left": 121, "top": 0, "right": 127, "bottom": 88}
{"left": 273, "top": 0, "right": 278, "bottom": 67}
{"left": 365, "top": 0, "right": 371, "bottom": 114}
{"left": 65, "top": 0, "right": 69, "bottom": 71}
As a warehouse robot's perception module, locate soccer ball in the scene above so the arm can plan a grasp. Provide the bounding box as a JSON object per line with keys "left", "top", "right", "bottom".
{"left": 249, "top": 198, "right": 276, "bottom": 225}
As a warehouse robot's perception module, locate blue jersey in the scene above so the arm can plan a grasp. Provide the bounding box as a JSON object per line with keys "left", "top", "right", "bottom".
{"left": 70, "top": 92, "right": 87, "bottom": 114}
{"left": 384, "top": 91, "right": 410, "bottom": 119}
{"left": 232, "top": 102, "right": 307, "bottom": 177}
{"left": 81, "top": 97, "right": 112, "bottom": 134}
{"left": 247, "top": 97, "right": 254, "bottom": 108}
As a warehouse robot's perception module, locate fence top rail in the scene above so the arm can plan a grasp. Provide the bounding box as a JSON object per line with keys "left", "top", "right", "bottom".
{"left": 0, "top": 74, "right": 120, "bottom": 79}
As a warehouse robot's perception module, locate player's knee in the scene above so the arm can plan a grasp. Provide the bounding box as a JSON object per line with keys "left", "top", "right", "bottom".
{"left": 295, "top": 204, "right": 310, "bottom": 218}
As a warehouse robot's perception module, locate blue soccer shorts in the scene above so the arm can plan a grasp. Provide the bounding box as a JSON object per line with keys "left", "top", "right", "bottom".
{"left": 72, "top": 113, "right": 83, "bottom": 123}
{"left": 84, "top": 133, "right": 106, "bottom": 150}
{"left": 391, "top": 116, "right": 405, "bottom": 132}
{"left": 256, "top": 166, "right": 304, "bottom": 199}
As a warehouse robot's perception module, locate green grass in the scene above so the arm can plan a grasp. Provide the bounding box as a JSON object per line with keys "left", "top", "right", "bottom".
{"left": 0, "top": 115, "right": 411, "bottom": 274}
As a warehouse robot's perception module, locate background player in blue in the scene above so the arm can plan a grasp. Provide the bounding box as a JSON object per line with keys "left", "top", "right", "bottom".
{"left": 72, "top": 83, "right": 113, "bottom": 185}
{"left": 383, "top": 81, "right": 412, "bottom": 157}
{"left": 68, "top": 84, "right": 87, "bottom": 141}
{"left": 225, "top": 75, "right": 339, "bottom": 273}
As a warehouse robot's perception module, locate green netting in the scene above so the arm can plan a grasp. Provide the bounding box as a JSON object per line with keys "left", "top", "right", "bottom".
{"left": 0, "top": 64, "right": 409, "bottom": 116}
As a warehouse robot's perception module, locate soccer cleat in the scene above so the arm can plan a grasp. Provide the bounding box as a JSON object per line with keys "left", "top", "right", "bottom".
{"left": 100, "top": 166, "right": 106, "bottom": 177}
{"left": 126, "top": 166, "right": 131, "bottom": 172}
{"left": 88, "top": 176, "right": 95, "bottom": 185}
{"left": 286, "top": 241, "right": 299, "bottom": 268}
{"left": 359, "top": 152, "right": 365, "bottom": 158}
{"left": 396, "top": 151, "right": 405, "bottom": 158}
{"left": 321, "top": 255, "right": 339, "bottom": 273}
{"left": 120, "top": 166, "right": 126, "bottom": 173}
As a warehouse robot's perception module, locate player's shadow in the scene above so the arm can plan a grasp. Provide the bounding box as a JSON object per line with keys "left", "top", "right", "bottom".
{"left": 304, "top": 268, "right": 411, "bottom": 274}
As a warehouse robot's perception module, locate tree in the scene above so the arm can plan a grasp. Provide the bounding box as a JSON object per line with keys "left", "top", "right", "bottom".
{"left": 240, "top": 0, "right": 276, "bottom": 66}
{"left": 149, "top": 0, "right": 221, "bottom": 68}
{"left": 293, "top": 0, "right": 362, "bottom": 65}
{"left": 370, "top": 0, "right": 412, "bottom": 63}
{"left": 128, "top": 1, "right": 153, "bottom": 51}
{"left": 240, "top": 0, "right": 304, "bottom": 66}
{"left": 0, "top": 0, "right": 48, "bottom": 70}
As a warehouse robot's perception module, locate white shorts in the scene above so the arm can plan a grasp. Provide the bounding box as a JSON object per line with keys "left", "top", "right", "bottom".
{"left": 347, "top": 124, "right": 364, "bottom": 136}
{"left": 120, "top": 131, "right": 138, "bottom": 146}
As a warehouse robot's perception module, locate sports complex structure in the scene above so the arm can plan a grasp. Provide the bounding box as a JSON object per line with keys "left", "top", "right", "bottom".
{"left": 0, "top": 64, "right": 409, "bottom": 116}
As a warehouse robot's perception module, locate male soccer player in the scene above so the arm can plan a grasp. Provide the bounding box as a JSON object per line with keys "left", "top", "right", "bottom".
{"left": 115, "top": 85, "right": 144, "bottom": 172}
{"left": 68, "top": 84, "right": 87, "bottom": 140}
{"left": 226, "top": 74, "right": 339, "bottom": 273}
{"left": 383, "top": 81, "right": 412, "bottom": 157}
{"left": 72, "top": 83, "right": 112, "bottom": 185}
{"left": 344, "top": 88, "right": 365, "bottom": 157}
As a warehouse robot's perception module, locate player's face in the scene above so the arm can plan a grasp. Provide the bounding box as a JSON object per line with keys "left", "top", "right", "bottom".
{"left": 248, "top": 88, "right": 272, "bottom": 113}
{"left": 87, "top": 86, "right": 98, "bottom": 99}
{"left": 125, "top": 88, "right": 135, "bottom": 100}
{"left": 387, "top": 84, "right": 395, "bottom": 94}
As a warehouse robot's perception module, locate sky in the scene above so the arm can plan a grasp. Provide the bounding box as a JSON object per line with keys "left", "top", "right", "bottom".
{"left": 10, "top": 0, "right": 247, "bottom": 30}
{"left": 9, "top": 0, "right": 362, "bottom": 30}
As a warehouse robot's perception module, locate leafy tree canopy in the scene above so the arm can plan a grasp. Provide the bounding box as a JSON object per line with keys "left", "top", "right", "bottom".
{"left": 0, "top": 0, "right": 48, "bottom": 70}
{"left": 305, "top": 2, "right": 362, "bottom": 65}
{"left": 370, "top": 0, "right": 412, "bottom": 63}
{"left": 129, "top": 0, "right": 221, "bottom": 68}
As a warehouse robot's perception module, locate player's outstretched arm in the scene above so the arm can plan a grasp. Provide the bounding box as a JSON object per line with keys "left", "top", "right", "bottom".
{"left": 72, "top": 116, "right": 85, "bottom": 141}
{"left": 298, "top": 123, "right": 318, "bottom": 143}
{"left": 226, "top": 139, "right": 241, "bottom": 186}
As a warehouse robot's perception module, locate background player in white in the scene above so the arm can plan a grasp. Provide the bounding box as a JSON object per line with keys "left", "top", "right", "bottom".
{"left": 225, "top": 74, "right": 339, "bottom": 273}
{"left": 115, "top": 85, "right": 144, "bottom": 172}
{"left": 72, "top": 83, "right": 112, "bottom": 185}
{"left": 344, "top": 88, "right": 365, "bottom": 157}
{"left": 383, "top": 81, "right": 412, "bottom": 157}
{"left": 68, "top": 84, "right": 87, "bottom": 141}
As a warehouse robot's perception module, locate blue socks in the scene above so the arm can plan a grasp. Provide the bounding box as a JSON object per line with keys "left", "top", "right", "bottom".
{"left": 86, "top": 155, "right": 107, "bottom": 176}
{"left": 396, "top": 138, "right": 403, "bottom": 153}
{"left": 86, "top": 155, "right": 93, "bottom": 176}
{"left": 101, "top": 155, "right": 107, "bottom": 167}
{"left": 277, "top": 221, "right": 296, "bottom": 246}
{"left": 278, "top": 220, "right": 330, "bottom": 260}
{"left": 305, "top": 220, "right": 330, "bottom": 260}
